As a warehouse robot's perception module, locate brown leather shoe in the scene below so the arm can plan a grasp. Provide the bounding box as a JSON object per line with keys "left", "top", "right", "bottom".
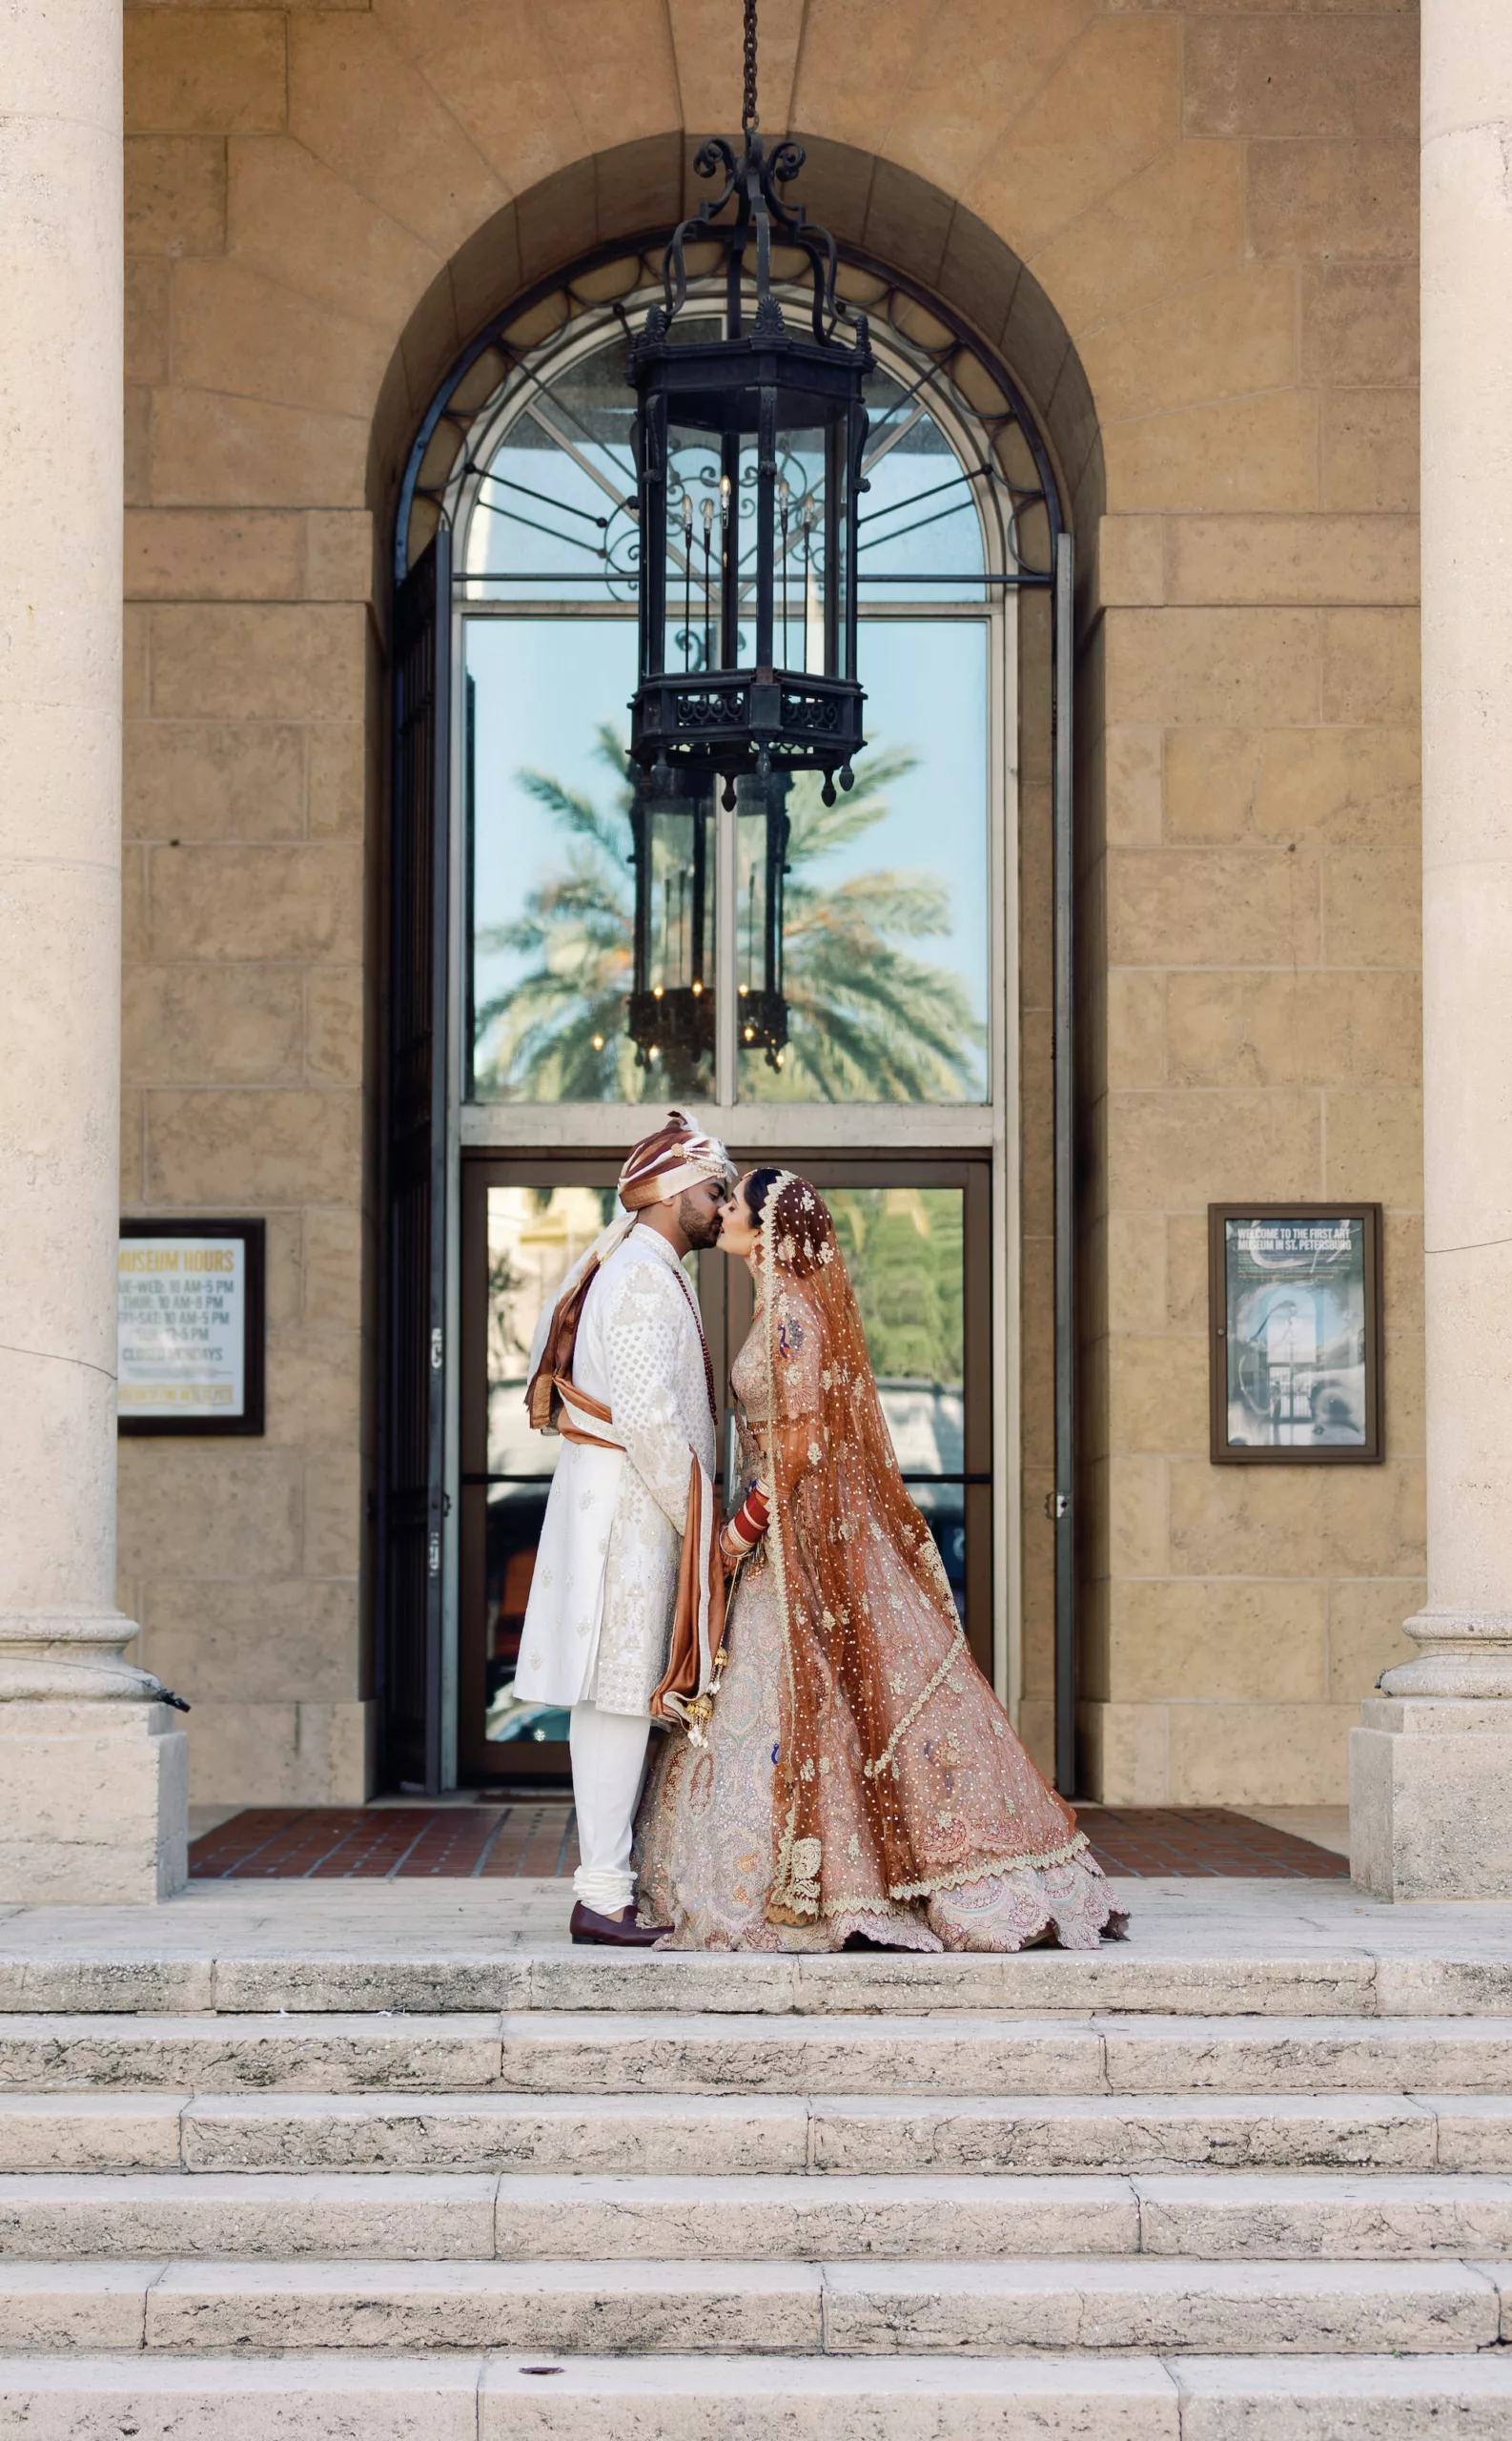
{"left": 569, "top": 1900, "right": 671, "bottom": 1947}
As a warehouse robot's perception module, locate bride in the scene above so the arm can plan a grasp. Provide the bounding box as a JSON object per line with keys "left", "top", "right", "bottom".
{"left": 636, "top": 1169, "right": 1126, "bottom": 1953}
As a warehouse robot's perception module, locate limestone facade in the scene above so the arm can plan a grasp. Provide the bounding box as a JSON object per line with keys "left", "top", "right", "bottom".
{"left": 115, "top": 0, "right": 1421, "bottom": 1807}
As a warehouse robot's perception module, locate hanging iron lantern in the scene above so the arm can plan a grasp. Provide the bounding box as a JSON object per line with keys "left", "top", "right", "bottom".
{"left": 626, "top": 0, "right": 873, "bottom": 814}
{"left": 734, "top": 766, "right": 790, "bottom": 1068}
{"left": 625, "top": 762, "right": 716, "bottom": 1091}
{"left": 626, "top": 762, "right": 792, "bottom": 1076}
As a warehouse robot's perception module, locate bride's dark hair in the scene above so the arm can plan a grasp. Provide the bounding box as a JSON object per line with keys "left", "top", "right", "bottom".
{"left": 744, "top": 1170, "right": 837, "bottom": 1281}
{"left": 743, "top": 1167, "right": 784, "bottom": 1223}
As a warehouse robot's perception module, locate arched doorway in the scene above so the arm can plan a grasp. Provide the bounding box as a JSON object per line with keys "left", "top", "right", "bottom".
{"left": 379, "top": 228, "right": 1076, "bottom": 1795}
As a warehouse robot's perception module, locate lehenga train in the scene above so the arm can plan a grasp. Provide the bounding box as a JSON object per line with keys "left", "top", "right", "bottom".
{"left": 636, "top": 1176, "right": 1123, "bottom": 1955}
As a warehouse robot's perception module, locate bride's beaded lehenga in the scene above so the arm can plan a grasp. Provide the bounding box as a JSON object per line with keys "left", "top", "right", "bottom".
{"left": 636, "top": 1175, "right": 1124, "bottom": 1953}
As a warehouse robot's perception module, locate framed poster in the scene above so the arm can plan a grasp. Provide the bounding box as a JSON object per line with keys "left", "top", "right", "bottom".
{"left": 1209, "top": 1204, "right": 1383, "bottom": 1465}
{"left": 117, "top": 1220, "right": 265, "bottom": 1436}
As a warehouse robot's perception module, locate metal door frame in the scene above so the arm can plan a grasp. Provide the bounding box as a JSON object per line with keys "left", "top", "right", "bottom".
{"left": 378, "top": 529, "right": 453, "bottom": 1794}
{"left": 456, "top": 1150, "right": 994, "bottom": 1783}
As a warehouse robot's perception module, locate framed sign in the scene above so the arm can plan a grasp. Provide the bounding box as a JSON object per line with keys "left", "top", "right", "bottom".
{"left": 1209, "top": 1204, "right": 1382, "bottom": 1465}
{"left": 117, "top": 1220, "right": 265, "bottom": 1436}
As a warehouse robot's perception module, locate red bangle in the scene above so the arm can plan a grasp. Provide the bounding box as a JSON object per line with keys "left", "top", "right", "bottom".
{"left": 722, "top": 1481, "right": 770, "bottom": 1558}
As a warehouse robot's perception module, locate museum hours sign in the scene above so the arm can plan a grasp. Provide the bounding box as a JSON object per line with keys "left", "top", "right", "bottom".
{"left": 116, "top": 1220, "right": 265, "bottom": 1436}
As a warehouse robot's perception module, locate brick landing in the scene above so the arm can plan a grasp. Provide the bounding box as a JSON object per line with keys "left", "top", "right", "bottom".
{"left": 190, "top": 1803, "right": 582, "bottom": 1881}
{"left": 188, "top": 1804, "right": 1347, "bottom": 1882}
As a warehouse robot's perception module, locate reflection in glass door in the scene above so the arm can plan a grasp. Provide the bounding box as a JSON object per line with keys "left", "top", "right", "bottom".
{"left": 460, "top": 1167, "right": 616, "bottom": 1781}
{"left": 459, "top": 295, "right": 999, "bottom": 1120}
{"left": 794, "top": 1164, "right": 991, "bottom": 1683}
{"left": 830, "top": 1186, "right": 968, "bottom": 1619}
{"left": 459, "top": 1158, "right": 991, "bottom": 1780}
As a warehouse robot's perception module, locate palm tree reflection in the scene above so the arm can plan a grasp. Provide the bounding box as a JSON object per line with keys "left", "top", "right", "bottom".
{"left": 474, "top": 728, "right": 984, "bottom": 1102}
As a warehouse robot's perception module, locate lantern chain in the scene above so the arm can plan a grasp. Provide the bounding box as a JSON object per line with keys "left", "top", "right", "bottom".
{"left": 742, "top": 0, "right": 759, "bottom": 133}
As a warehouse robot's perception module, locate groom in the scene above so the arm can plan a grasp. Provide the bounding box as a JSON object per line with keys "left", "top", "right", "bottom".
{"left": 519, "top": 1112, "right": 731, "bottom": 1945}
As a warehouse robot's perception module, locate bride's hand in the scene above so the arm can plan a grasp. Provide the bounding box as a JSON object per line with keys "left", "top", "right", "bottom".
{"left": 720, "top": 1475, "right": 770, "bottom": 1563}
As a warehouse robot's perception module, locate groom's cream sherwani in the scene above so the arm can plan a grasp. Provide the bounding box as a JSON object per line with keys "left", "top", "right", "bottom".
{"left": 515, "top": 1226, "right": 716, "bottom": 1717}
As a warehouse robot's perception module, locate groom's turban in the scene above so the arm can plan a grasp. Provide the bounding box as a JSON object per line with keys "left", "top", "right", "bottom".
{"left": 525, "top": 1112, "right": 731, "bottom": 1431}
{"left": 617, "top": 1110, "right": 734, "bottom": 1209}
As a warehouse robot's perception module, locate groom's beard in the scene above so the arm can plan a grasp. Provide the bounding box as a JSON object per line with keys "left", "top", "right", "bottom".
{"left": 674, "top": 1189, "right": 725, "bottom": 1251}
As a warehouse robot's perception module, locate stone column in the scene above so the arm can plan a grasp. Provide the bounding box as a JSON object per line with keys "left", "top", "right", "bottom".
{"left": 1351, "top": 0, "right": 1512, "bottom": 1898}
{"left": 0, "top": 0, "right": 187, "bottom": 1900}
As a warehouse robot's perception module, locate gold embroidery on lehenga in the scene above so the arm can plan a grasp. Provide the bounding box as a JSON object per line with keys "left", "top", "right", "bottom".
{"left": 788, "top": 1836, "right": 823, "bottom": 1906}
{"left": 863, "top": 1633, "right": 966, "bottom": 1782}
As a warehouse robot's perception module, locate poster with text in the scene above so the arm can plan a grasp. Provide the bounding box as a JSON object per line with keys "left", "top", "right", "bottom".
{"left": 118, "top": 1238, "right": 247, "bottom": 1421}
{"left": 1223, "top": 1216, "right": 1367, "bottom": 1451}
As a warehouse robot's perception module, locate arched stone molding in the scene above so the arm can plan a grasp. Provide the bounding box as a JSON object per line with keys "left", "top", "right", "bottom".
{"left": 368, "top": 134, "right": 1104, "bottom": 570}
{"left": 375, "top": 134, "right": 1093, "bottom": 1785}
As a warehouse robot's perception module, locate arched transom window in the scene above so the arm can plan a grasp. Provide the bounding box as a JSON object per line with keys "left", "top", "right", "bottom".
{"left": 413, "top": 256, "right": 1053, "bottom": 1115}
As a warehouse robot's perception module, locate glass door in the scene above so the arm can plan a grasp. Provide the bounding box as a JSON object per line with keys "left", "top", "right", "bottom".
{"left": 458, "top": 1154, "right": 991, "bottom": 1781}
{"left": 459, "top": 1160, "right": 617, "bottom": 1784}
{"left": 784, "top": 1160, "right": 992, "bottom": 1681}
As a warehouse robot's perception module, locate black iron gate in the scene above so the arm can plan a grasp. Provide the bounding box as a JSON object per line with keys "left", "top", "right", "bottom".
{"left": 378, "top": 530, "right": 451, "bottom": 1791}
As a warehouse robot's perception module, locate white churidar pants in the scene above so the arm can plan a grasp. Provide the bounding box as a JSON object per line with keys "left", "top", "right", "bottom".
{"left": 569, "top": 1702, "right": 652, "bottom": 1915}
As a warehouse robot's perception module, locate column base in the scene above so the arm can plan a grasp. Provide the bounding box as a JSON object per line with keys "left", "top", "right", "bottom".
{"left": 0, "top": 1701, "right": 188, "bottom": 1903}
{"left": 1350, "top": 1696, "right": 1512, "bottom": 1900}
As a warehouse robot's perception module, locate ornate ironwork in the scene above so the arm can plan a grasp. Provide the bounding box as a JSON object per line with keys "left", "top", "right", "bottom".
{"left": 395, "top": 47, "right": 1070, "bottom": 1096}
{"left": 674, "top": 686, "right": 750, "bottom": 728}
{"left": 398, "top": 251, "right": 1063, "bottom": 600}
{"left": 626, "top": 2, "right": 876, "bottom": 817}
{"left": 742, "top": 0, "right": 759, "bottom": 136}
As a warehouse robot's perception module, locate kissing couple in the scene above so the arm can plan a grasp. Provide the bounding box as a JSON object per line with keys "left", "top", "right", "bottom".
{"left": 517, "top": 1109, "right": 1125, "bottom": 1953}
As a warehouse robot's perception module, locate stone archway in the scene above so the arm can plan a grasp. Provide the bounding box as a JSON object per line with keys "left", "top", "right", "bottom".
{"left": 374, "top": 137, "right": 1100, "bottom": 1788}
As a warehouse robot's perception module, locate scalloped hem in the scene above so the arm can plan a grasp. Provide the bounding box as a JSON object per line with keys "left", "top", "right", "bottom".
{"left": 926, "top": 1853, "right": 1124, "bottom": 1954}
{"left": 653, "top": 1855, "right": 1125, "bottom": 1955}
{"left": 654, "top": 1905, "right": 944, "bottom": 1955}
{"left": 889, "top": 1829, "right": 1093, "bottom": 1903}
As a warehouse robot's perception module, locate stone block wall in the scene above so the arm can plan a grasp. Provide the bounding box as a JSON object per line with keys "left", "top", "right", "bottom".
{"left": 1073, "top": 10, "right": 1422, "bottom": 1802}
{"left": 117, "top": 506, "right": 377, "bottom": 1798}
{"left": 120, "top": 51, "right": 378, "bottom": 1808}
{"left": 114, "top": 0, "right": 1422, "bottom": 1806}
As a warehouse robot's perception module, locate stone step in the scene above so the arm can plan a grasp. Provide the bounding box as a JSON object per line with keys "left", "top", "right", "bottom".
{"left": 6, "top": 2013, "right": 1512, "bottom": 2097}
{"left": 173, "top": 2089, "right": 1512, "bottom": 2177}
{"left": 486, "top": 2173, "right": 1512, "bottom": 2265}
{"left": 8, "top": 2086, "right": 1512, "bottom": 2181}
{"left": 1133, "top": 2171, "right": 1512, "bottom": 2259}
{"left": 0, "top": 2254, "right": 1503, "bottom": 2357}
{"left": 0, "top": 2173, "right": 501, "bottom": 2260}
{"left": 0, "top": 2095, "right": 186, "bottom": 2171}
{"left": 8, "top": 1943, "right": 1512, "bottom": 2020}
{"left": 493, "top": 2012, "right": 1512, "bottom": 2098}
{"left": 4, "top": 2169, "right": 1512, "bottom": 2261}
{"left": 2, "top": 2351, "right": 1512, "bottom": 2437}
{"left": 807, "top": 2092, "right": 1512, "bottom": 2177}
{"left": 0, "top": 2015, "right": 501, "bottom": 2094}
{"left": 8, "top": 2087, "right": 1512, "bottom": 2180}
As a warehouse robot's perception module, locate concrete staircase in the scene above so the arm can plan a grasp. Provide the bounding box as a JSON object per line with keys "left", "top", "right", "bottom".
{"left": 0, "top": 1939, "right": 1510, "bottom": 2434}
